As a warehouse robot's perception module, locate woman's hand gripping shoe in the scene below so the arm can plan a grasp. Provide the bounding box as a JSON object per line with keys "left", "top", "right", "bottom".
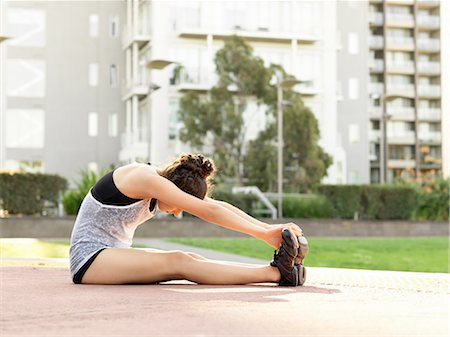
{"left": 270, "top": 228, "right": 302, "bottom": 286}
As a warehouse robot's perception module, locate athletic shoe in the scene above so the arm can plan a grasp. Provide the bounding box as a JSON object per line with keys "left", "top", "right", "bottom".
{"left": 270, "top": 229, "right": 300, "bottom": 286}
{"left": 294, "top": 235, "right": 309, "bottom": 286}
{"left": 294, "top": 235, "right": 309, "bottom": 266}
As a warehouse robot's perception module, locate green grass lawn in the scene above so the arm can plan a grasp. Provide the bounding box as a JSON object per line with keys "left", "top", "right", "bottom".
{"left": 168, "top": 237, "right": 449, "bottom": 273}
{"left": 1, "top": 237, "right": 448, "bottom": 273}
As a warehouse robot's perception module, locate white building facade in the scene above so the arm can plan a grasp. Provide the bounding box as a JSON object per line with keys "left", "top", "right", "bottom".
{"left": 120, "top": 0, "right": 346, "bottom": 184}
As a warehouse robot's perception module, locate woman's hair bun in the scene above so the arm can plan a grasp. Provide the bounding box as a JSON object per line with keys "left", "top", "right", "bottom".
{"left": 179, "top": 153, "right": 216, "bottom": 179}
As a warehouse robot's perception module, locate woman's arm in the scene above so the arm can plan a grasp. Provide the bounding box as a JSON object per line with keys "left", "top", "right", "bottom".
{"left": 142, "top": 173, "right": 269, "bottom": 242}
{"left": 204, "top": 197, "right": 269, "bottom": 229}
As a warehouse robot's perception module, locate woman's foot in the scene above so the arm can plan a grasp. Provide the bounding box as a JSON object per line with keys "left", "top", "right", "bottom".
{"left": 270, "top": 229, "right": 300, "bottom": 286}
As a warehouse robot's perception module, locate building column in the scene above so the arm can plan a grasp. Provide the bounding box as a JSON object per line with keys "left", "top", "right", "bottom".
{"left": 133, "top": 0, "right": 139, "bottom": 36}
{"left": 132, "top": 42, "right": 138, "bottom": 85}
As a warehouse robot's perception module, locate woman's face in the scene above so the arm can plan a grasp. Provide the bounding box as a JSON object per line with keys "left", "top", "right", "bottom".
{"left": 157, "top": 200, "right": 182, "bottom": 217}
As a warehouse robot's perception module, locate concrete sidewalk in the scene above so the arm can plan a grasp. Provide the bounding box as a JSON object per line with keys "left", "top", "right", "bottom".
{"left": 1, "top": 240, "right": 449, "bottom": 336}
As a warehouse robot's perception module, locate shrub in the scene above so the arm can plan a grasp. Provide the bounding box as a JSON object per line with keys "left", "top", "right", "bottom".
{"left": 317, "top": 184, "right": 416, "bottom": 220}
{"left": 62, "top": 169, "right": 108, "bottom": 215}
{"left": 212, "top": 189, "right": 259, "bottom": 216}
{"left": 396, "top": 174, "right": 449, "bottom": 221}
{"left": 270, "top": 194, "right": 333, "bottom": 219}
{"left": 0, "top": 172, "right": 67, "bottom": 215}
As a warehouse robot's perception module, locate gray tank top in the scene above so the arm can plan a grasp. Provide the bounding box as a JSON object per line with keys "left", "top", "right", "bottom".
{"left": 69, "top": 190, "right": 157, "bottom": 278}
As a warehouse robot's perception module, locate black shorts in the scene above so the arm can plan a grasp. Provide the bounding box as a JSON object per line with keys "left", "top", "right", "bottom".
{"left": 72, "top": 248, "right": 107, "bottom": 284}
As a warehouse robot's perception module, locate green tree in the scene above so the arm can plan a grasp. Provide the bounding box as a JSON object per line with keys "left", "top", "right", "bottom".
{"left": 178, "top": 36, "right": 272, "bottom": 185}
{"left": 178, "top": 35, "right": 331, "bottom": 190}
{"left": 244, "top": 88, "right": 332, "bottom": 193}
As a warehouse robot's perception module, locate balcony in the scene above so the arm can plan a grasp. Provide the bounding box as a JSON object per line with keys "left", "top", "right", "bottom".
{"left": 388, "top": 159, "right": 416, "bottom": 169}
{"left": 418, "top": 108, "right": 441, "bottom": 121}
{"left": 368, "top": 82, "right": 384, "bottom": 95}
{"left": 385, "top": 60, "right": 415, "bottom": 74}
{"left": 369, "top": 59, "right": 384, "bottom": 72}
{"left": 419, "top": 131, "right": 441, "bottom": 143}
{"left": 385, "top": 0, "right": 414, "bottom": 4}
{"left": 387, "top": 107, "right": 415, "bottom": 121}
{"left": 386, "top": 37, "right": 414, "bottom": 51}
{"left": 122, "top": 24, "right": 151, "bottom": 50}
{"left": 172, "top": 67, "right": 211, "bottom": 92}
{"left": 369, "top": 12, "right": 383, "bottom": 26}
{"left": 386, "top": 83, "right": 415, "bottom": 98}
{"left": 417, "top": 61, "right": 440, "bottom": 75}
{"left": 385, "top": 13, "right": 414, "bottom": 28}
{"left": 417, "top": 15, "right": 440, "bottom": 30}
{"left": 121, "top": 79, "right": 150, "bottom": 100}
{"left": 417, "top": 85, "right": 441, "bottom": 98}
{"left": 417, "top": 0, "right": 440, "bottom": 8}
{"left": 369, "top": 130, "right": 381, "bottom": 142}
{"left": 177, "top": 26, "right": 318, "bottom": 44}
{"left": 369, "top": 105, "right": 382, "bottom": 119}
{"left": 417, "top": 38, "right": 440, "bottom": 53}
{"left": 119, "top": 129, "right": 149, "bottom": 162}
{"left": 369, "top": 35, "right": 384, "bottom": 49}
{"left": 387, "top": 130, "right": 415, "bottom": 144}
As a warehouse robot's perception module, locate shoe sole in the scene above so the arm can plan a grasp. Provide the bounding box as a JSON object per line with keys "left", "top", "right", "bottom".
{"left": 297, "top": 264, "right": 306, "bottom": 286}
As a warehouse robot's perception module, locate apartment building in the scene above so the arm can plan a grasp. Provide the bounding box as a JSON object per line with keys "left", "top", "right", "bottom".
{"left": 120, "top": 0, "right": 345, "bottom": 184}
{"left": 336, "top": 1, "right": 370, "bottom": 184}
{"left": 366, "top": 0, "right": 443, "bottom": 183}
{"left": 0, "top": 1, "right": 125, "bottom": 182}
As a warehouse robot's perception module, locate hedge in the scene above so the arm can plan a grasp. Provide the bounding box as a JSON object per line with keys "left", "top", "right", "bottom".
{"left": 0, "top": 172, "right": 68, "bottom": 215}
{"left": 317, "top": 184, "right": 416, "bottom": 220}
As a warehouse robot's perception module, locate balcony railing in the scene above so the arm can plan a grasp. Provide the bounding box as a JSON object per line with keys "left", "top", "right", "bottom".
{"left": 386, "top": 60, "right": 415, "bottom": 73}
{"left": 417, "top": 61, "right": 440, "bottom": 74}
{"left": 369, "top": 12, "right": 383, "bottom": 25}
{"left": 369, "top": 130, "right": 381, "bottom": 142}
{"left": 386, "top": 36, "right": 414, "bottom": 50}
{"left": 417, "top": 85, "right": 441, "bottom": 98}
{"left": 417, "top": 38, "right": 440, "bottom": 52}
{"left": 385, "top": 13, "right": 414, "bottom": 27}
{"left": 417, "top": 15, "right": 440, "bottom": 29}
{"left": 368, "top": 82, "right": 384, "bottom": 94}
{"left": 419, "top": 131, "right": 441, "bottom": 143}
{"left": 417, "top": 0, "right": 440, "bottom": 8}
{"left": 387, "top": 107, "right": 415, "bottom": 120}
{"left": 387, "top": 130, "right": 415, "bottom": 144}
{"left": 369, "top": 35, "right": 384, "bottom": 49}
{"left": 386, "top": 83, "right": 415, "bottom": 97}
{"left": 418, "top": 108, "right": 441, "bottom": 121}
{"left": 369, "top": 59, "right": 384, "bottom": 72}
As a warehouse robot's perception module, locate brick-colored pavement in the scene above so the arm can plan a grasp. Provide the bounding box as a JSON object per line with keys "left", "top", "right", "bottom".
{"left": 1, "top": 239, "right": 448, "bottom": 336}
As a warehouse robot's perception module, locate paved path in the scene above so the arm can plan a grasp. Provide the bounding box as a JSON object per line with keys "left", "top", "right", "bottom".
{"left": 1, "top": 239, "right": 449, "bottom": 336}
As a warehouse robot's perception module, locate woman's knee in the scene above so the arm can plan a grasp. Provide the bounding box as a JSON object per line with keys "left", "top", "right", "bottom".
{"left": 168, "top": 250, "right": 196, "bottom": 277}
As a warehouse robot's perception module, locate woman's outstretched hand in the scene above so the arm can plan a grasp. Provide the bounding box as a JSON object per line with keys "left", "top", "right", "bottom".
{"left": 263, "top": 223, "right": 303, "bottom": 249}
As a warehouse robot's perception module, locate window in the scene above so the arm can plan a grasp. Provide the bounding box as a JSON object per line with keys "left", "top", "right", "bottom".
{"left": 89, "top": 63, "right": 99, "bottom": 87}
{"left": 7, "top": 8, "right": 46, "bottom": 47}
{"left": 109, "top": 16, "right": 119, "bottom": 38}
{"left": 6, "top": 109, "right": 45, "bottom": 148}
{"left": 348, "top": 33, "right": 359, "bottom": 55}
{"left": 6, "top": 59, "right": 45, "bottom": 97}
{"left": 109, "top": 64, "right": 118, "bottom": 87}
{"left": 348, "top": 78, "right": 359, "bottom": 100}
{"left": 88, "top": 112, "right": 98, "bottom": 137}
{"left": 349, "top": 124, "right": 360, "bottom": 144}
{"left": 108, "top": 113, "right": 118, "bottom": 137}
{"left": 89, "top": 14, "right": 99, "bottom": 37}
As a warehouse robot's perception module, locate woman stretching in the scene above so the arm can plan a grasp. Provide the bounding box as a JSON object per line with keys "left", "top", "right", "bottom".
{"left": 69, "top": 153, "right": 307, "bottom": 286}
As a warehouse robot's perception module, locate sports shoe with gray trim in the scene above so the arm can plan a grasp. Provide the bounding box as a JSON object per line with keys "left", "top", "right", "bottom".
{"left": 270, "top": 229, "right": 300, "bottom": 286}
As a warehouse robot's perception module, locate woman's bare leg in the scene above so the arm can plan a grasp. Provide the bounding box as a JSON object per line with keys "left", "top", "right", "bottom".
{"left": 138, "top": 248, "right": 267, "bottom": 268}
{"left": 81, "top": 248, "right": 280, "bottom": 285}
